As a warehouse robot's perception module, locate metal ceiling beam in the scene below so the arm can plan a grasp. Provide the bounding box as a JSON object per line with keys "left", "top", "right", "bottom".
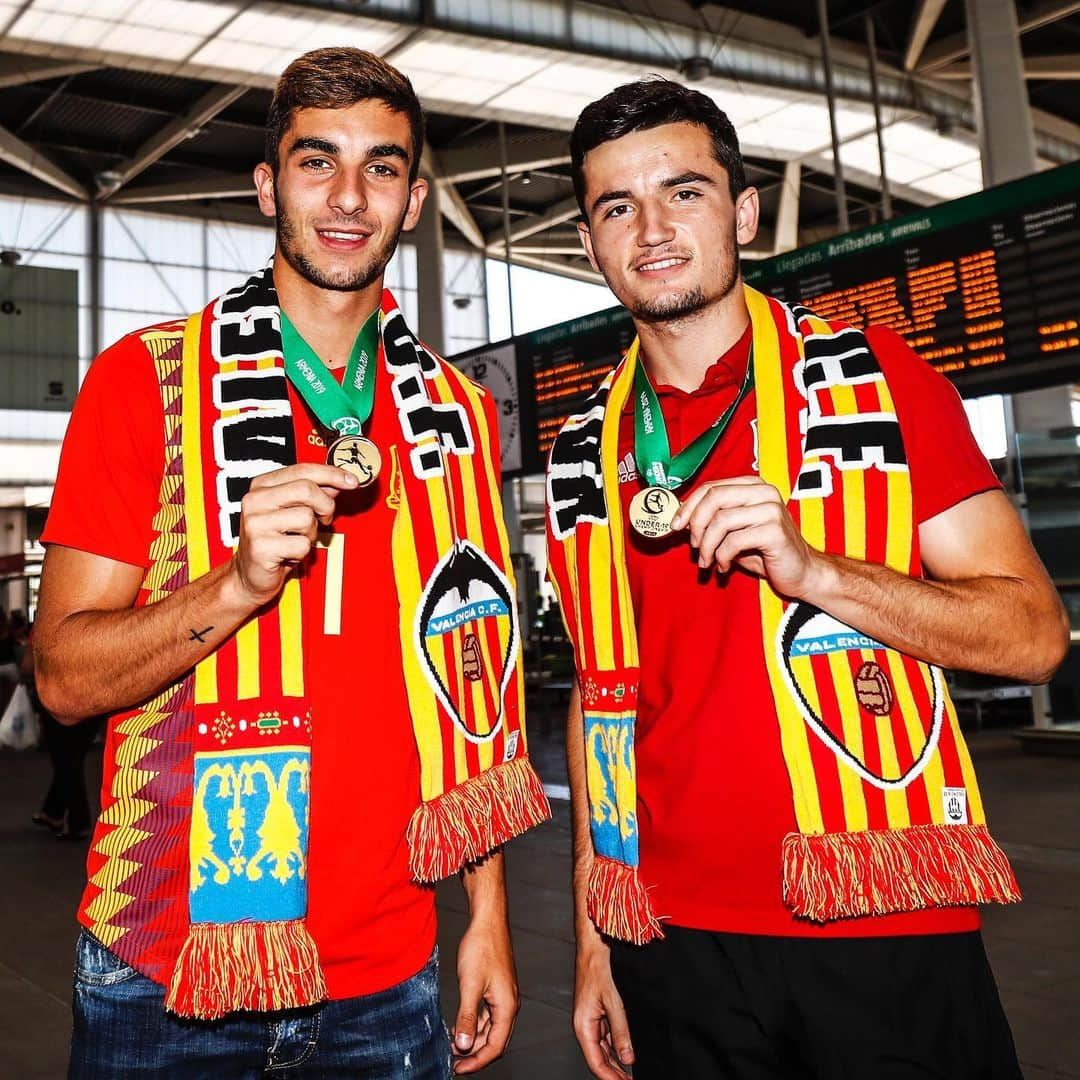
{"left": 0, "top": 54, "right": 95, "bottom": 88}
{"left": 0, "top": 121, "right": 87, "bottom": 199}
{"left": 108, "top": 173, "right": 254, "bottom": 204}
{"left": 440, "top": 132, "right": 571, "bottom": 185}
{"left": 903, "top": 0, "right": 950, "bottom": 71}
{"left": 486, "top": 195, "right": 580, "bottom": 249}
{"left": 932, "top": 54, "right": 1080, "bottom": 80}
{"left": 420, "top": 144, "right": 485, "bottom": 250}
{"left": 918, "top": 0, "right": 1080, "bottom": 72}
{"left": 97, "top": 84, "right": 247, "bottom": 199}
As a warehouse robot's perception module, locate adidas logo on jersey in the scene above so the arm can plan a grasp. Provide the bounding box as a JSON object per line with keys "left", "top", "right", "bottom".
{"left": 617, "top": 451, "right": 638, "bottom": 485}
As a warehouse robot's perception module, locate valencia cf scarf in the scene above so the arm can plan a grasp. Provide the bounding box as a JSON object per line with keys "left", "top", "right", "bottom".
{"left": 546, "top": 285, "right": 1019, "bottom": 944}
{"left": 87, "top": 265, "right": 549, "bottom": 1019}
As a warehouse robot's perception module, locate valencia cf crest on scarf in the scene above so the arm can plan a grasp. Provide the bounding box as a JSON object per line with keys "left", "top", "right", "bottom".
{"left": 415, "top": 540, "right": 518, "bottom": 743}
{"left": 776, "top": 602, "right": 945, "bottom": 789}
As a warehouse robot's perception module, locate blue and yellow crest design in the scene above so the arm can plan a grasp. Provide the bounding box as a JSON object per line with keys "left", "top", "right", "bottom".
{"left": 580, "top": 672, "right": 640, "bottom": 866}
{"left": 190, "top": 746, "right": 311, "bottom": 924}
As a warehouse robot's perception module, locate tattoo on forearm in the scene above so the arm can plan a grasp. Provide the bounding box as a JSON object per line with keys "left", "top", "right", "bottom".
{"left": 189, "top": 626, "right": 213, "bottom": 643}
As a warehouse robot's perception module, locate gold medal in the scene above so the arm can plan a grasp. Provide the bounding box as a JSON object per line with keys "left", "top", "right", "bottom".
{"left": 628, "top": 486, "right": 680, "bottom": 538}
{"left": 328, "top": 434, "right": 382, "bottom": 486}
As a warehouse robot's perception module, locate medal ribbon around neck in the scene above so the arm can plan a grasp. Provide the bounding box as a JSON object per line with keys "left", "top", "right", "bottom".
{"left": 633, "top": 341, "right": 755, "bottom": 489}
{"left": 279, "top": 308, "right": 383, "bottom": 485}
{"left": 628, "top": 338, "right": 755, "bottom": 538}
{"left": 279, "top": 308, "right": 379, "bottom": 436}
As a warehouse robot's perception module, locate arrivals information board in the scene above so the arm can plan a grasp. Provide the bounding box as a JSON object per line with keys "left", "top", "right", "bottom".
{"left": 743, "top": 160, "right": 1080, "bottom": 396}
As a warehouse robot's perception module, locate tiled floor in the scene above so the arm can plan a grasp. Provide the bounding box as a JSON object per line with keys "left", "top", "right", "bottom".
{"left": 1, "top": 727, "right": 1076, "bottom": 1078}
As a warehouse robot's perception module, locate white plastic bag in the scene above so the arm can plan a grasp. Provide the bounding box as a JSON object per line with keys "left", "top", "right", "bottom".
{"left": 0, "top": 683, "right": 41, "bottom": 750}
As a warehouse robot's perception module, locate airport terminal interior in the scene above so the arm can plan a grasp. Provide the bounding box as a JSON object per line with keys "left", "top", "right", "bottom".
{"left": 0, "top": 0, "right": 1078, "bottom": 1076}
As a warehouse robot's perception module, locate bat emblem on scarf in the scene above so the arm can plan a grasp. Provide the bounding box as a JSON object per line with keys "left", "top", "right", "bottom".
{"left": 416, "top": 541, "right": 518, "bottom": 743}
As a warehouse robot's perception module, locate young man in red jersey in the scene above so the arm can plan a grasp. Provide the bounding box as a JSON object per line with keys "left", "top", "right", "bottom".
{"left": 547, "top": 77, "right": 1066, "bottom": 1079}
{"left": 35, "top": 48, "right": 548, "bottom": 1078}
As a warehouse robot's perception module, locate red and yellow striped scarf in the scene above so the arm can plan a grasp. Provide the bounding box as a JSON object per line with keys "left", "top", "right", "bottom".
{"left": 546, "top": 285, "right": 1018, "bottom": 944}
{"left": 88, "top": 267, "right": 548, "bottom": 1019}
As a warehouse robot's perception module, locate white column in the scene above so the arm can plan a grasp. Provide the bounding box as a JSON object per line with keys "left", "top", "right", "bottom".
{"left": 965, "top": 0, "right": 1071, "bottom": 435}
{"left": 774, "top": 161, "right": 801, "bottom": 253}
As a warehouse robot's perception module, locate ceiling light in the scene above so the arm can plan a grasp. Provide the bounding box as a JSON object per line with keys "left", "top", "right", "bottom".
{"left": 679, "top": 56, "right": 712, "bottom": 82}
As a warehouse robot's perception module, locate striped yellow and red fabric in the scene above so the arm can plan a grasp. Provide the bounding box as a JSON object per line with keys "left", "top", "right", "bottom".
{"left": 546, "top": 348, "right": 660, "bottom": 944}
{"left": 546, "top": 284, "right": 1018, "bottom": 944}
{"left": 750, "top": 288, "right": 1018, "bottom": 921}
{"left": 386, "top": 308, "right": 551, "bottom": 880}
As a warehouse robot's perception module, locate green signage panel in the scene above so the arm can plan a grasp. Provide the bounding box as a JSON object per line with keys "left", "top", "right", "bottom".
{"left": 0, "top": 265, "right": 79, "bottom": 412}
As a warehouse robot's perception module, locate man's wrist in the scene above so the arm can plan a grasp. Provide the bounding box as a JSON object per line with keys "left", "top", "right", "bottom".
{"left": 218, "top": 557, "right": 265, "bottom": 618}
{"left": 465, "top": 892, "right": 509, "bottom": 926}
{"left": 461, "top": 854, "right": 509, "bottom": 924}
{"left": 797, "top": 549, "right": 840, "bottom": 605}
{"left": 575, "top": 921, "right": 610, "bottom": 973}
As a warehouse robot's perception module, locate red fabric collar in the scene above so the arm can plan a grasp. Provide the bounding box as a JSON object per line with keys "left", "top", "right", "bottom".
{"left": 623, "top": 321, "right": 753, "bottom": 412}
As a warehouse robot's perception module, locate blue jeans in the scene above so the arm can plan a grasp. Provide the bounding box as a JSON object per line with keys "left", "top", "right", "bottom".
{"left": 70, "top": 930, "right": 451, "bottom": 1078}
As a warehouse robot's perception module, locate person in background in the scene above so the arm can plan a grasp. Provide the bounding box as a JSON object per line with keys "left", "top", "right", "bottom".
{"left": 10, "top": 609, "right": 29, "bottom": 660}
{"left": 27, "top": 637, "right": 98, "bottom": 841}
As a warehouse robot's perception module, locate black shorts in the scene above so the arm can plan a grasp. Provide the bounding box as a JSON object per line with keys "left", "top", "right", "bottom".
{"left": 610, "top": 927, "right": 1021, "bottom": 1079}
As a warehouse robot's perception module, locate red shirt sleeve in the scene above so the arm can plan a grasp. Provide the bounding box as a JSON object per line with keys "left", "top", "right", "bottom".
{"left": 42, "top": 331, "right": 166, "bottom": 568}
{"left": 865, "top": 325, "right": 1002, "bottom": 524}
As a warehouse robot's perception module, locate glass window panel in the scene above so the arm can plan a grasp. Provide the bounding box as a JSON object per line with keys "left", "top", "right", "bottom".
{"left": 103, "top": 24, "right": 206, "bottom": 60}
{"left": 486, "top": 259, "right": 614, "bottom": 340}
{"left": 206, "top": 219, "right": 273, "bottom": 272}
{"left": 386, "top": 243, "right": 417, "bottom": 291}
{"left": 38, "top": 0, "right": 132, "bottom": 19}
{"left": 963, "top": 395, "right": 1007, "bottom": 461}
{"left": 102, "top": 308, "right": 180, "bottom": 347}
{"left": 207, "top": 268, "right": 248, "bottom": 298}
{"left": 395, "top": 287, "right": 419, "bottom": 330}
{"left": 102, "top": 259, "right": 202, "bottom": 315}
{"left": 0, "top": 410, "right": 70, "bottom": 441}
{"left": 105, "top": 210, "right": 203, "bottom": 267}
{"left": 125, "top": 0, "right": 238, "bottom": 34}
{"left": 0, "top": 196, "right": 87, "bottom": 257}
{"left": 9, "top": 10, "right": 107, "bottom": 48}
{"left": 393, "top": 35, "right": 549, "bottom": 82}
{"left": 913, "top": 170, "right": 981, "bottom": 200}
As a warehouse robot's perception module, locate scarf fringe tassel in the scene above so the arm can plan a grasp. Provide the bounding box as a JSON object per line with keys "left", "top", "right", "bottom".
{"left": 408, "top": 756, "right": 551, "bottom": 882}
{"left": 165, "top": 918, "right": 327, "bottom": 1020}
{"left": 587, "top": 855, "right": 664, "bottom": 945}
{"left": 783, "top": 823, "right": 1021, "bottom": 923}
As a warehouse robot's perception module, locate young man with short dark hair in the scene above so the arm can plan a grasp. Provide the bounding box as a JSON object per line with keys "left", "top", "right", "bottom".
{"left": 36, "top": 47, "right": 549, "bottom": 1077}
{"left": 548, "top": 77, "right": 1065, "bottom": 1079}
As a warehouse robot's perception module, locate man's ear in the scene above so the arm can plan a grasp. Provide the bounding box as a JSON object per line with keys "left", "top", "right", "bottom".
{"left": 734, "top": 186, "right": 760, "bottom": 247}
{"left": 400, "top": 176, "right": 430, "bottom": 233}
{"left": 577, "top": 220, "right": 601, "bottom": 273}
{"left": 253, "top": 163, "right": 275, "bottom": 219}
